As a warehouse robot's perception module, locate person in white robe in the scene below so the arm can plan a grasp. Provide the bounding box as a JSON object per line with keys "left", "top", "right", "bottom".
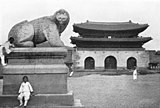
{"left": 133, "top": 66, "right": 138, "bottom": 80}
{"left": 18, "top": 76, "right": 33, "bottom": 107}
{"left": 0, "top": 37, "right": 14, "bottom": 66}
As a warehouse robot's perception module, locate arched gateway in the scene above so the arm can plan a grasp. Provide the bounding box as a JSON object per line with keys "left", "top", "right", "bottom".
{"left": 127, "top": 57, "right": 137, "bottom": 69}
{"left": 71, "top": 21, "right": 151, "bottom": 71}
{"left": 104, "top": 56, "right": 117, "bottom": 69}
{"left": 84, "top": 57, "right": 95, "bottom": 69}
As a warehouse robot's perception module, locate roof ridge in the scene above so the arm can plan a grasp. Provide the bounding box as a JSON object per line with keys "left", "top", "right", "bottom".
{"left": 77, "top": 20, "right": 148, "bottom": 25}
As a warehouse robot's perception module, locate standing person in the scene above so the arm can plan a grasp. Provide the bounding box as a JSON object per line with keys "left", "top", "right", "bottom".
{"left": 133, "top": 66, "right": 138, "bottom": 80}
{"left": 18, "top": 76, "right": 33, "bottom": 108}
{"left": 0, "top": 37, "right": 14, "bottom": 66}
{"left": 69, "top": 65, "right": 74, "bottom": 77}
{"left": 69, "top": 70, "right": 74, "bottom": 77}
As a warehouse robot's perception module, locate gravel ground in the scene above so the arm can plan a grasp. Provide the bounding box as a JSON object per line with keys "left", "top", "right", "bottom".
{"left": 68, "top": 74, "right": 160, "bottom": 108}
{"left": 0, "top": 74, "right": 160, "bottom": 108}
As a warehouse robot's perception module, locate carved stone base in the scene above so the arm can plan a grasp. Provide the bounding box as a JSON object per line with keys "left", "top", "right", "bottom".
{"left": 0, "top": 47, "right": 84, "bottom": 108}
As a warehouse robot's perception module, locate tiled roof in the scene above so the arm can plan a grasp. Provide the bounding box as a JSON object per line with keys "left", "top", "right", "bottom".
{"left": 73, "top": 21, "right": 148, "bottom": 31}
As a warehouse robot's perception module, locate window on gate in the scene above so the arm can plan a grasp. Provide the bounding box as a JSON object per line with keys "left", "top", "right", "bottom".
{"left": 127, "top": 57, "right": 137, "bottom": 69}
{"left": 84, "top": 57, "right": 95, "bottom": 69}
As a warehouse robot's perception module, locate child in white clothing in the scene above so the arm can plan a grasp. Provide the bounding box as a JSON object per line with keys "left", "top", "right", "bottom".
{"left": 18, "top": 76, "right": 33, "bottom": 107}
{"left": 0, "top": 37, "right": 14, "bottom": 66}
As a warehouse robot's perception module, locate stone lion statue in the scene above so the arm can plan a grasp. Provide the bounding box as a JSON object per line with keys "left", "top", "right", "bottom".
{"left": 8, "top": 9, "right": 70, "bottom": 47}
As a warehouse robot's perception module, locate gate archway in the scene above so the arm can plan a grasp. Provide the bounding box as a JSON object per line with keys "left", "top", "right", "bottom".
{"left": 127, "top": 57, "right": 137, "bottom": 69}
{"left": 84, "top": 57, "right": 95, "bottom": 69}
{"left": 104, "top": 56, "right": 117, "bottom": 69}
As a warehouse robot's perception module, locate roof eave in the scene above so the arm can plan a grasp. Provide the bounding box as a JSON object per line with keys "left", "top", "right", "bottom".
{"left": 73, "top": 24, "right": 149, "bottom": 34}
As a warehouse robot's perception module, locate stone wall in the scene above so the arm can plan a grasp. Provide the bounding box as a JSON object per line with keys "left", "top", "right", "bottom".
{"left": 148, "top": 50, "right": 160, "bottom": 63}
{"left": 74, "top": 48, "right": 149, "bottom": 71}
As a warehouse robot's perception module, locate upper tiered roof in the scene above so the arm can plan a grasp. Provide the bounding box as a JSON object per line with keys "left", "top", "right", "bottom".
{"left": 73, "top": 21, "right": 149, "bottom": 38}
{"left": 70, "top": 37, "right": 152, "bottom": 48}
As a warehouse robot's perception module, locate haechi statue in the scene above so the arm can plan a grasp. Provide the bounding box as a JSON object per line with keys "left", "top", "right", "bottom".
{"left": 8, "top": 9, "right": 70, "bottom": 47}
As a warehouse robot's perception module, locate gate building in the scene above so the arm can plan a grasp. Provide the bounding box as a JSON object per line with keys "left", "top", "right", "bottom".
{"left": 70, "top": 21, "right": 152, "bottom": 71}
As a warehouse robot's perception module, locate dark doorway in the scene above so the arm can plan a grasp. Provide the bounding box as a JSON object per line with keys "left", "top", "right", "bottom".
{"left": 127, "top": 57, "right": 137, "bottom": 69}
{"left": 84, "top": 57, "right": 95, "bottom": 69}
{"left": 104, "top": 56, "right": 117, "bottom": 69}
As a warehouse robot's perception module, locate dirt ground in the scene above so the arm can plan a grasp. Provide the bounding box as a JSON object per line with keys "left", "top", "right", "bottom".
{"left": 68, "top": 74, "right": 160, "bottom": 108}
{"left": 0, "top": 74, "right": 160, "bottom": 108}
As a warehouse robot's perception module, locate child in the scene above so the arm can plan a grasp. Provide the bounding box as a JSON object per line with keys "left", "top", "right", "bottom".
{"left": 0, "top": 37, "right": 14, "bottom": 66}
{"left": 18, "top": 76, "right": 33, "bottom": 107}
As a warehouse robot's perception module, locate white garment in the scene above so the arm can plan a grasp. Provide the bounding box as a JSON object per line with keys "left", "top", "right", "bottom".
{"left": 19, "top": 82, "right": 33, "bottom": 93}
{"left": 18, "top": 82, "right": 33, "bottom": 101}
{"left": 69, "top": 71, "right": 74, "bottom": 76}
{"left": 0, "top": 46, "right": 4, "bottom": 57}
{"left": 0, "top": 41, "right": 13, "bottom": 56}
{"left": 0, "top": 41, "right": 14, "bottom": 66}
{"left": 133, "top": 69, "right": 137, "bottom": 80}
{"left": 0, "top": 55, "right": 7, "bottom": 66}
{"left": 0, "top": 46, "right": 7, "bottom": 66}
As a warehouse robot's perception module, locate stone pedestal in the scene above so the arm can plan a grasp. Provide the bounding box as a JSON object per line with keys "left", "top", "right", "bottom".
{"left": 0, "top": 47, "right": 84, "bottom": 108}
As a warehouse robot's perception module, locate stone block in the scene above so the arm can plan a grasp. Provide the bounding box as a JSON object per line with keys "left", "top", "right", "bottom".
{"left": 2, "top": 47, "right": 69, "bottom": 95}
{"left": 3, "top": 73, "right": 68, "bottom": 95}
{"left": 0, "top": 92, "right": 73, "bottom": 107}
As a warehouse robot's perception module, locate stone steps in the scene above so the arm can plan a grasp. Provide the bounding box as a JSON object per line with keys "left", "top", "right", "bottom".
{"left": 0, "top": 92, "right": 84, "bottom": 108}
{"left": 0, "top": 105, "right": 84, "bottom": 108}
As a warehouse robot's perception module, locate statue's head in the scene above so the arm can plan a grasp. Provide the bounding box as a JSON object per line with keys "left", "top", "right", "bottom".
{"left": 52, "top": 9, "right": 70, "bottom": 34}
{"left": 55, "top": 9, "right": 70, "bottom": 25}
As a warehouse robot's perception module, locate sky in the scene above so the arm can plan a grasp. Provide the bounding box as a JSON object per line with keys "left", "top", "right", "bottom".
{"left": 0, "top": 0, "right": 160, "bottom": 50}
